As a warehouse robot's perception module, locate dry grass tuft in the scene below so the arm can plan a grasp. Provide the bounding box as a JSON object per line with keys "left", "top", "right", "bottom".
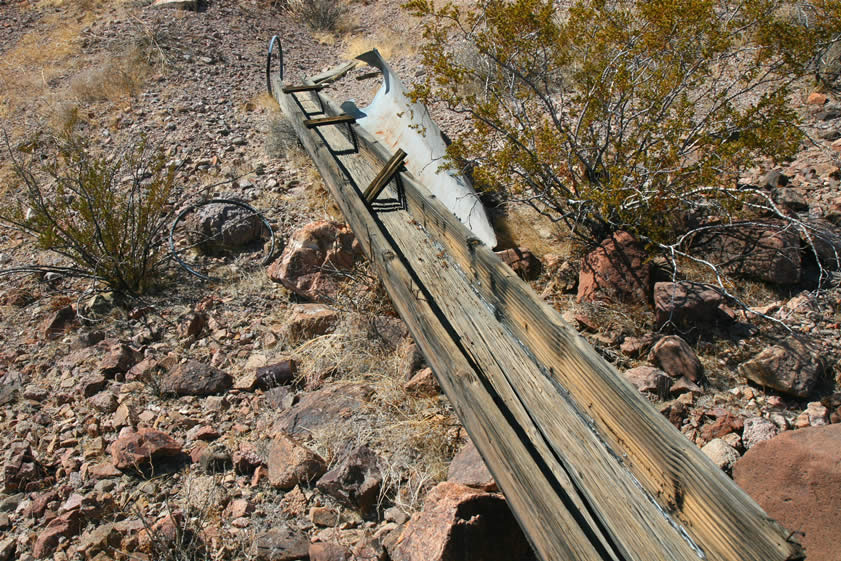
{"left": 70, "top": 50, "right": 150, "bottom": 103}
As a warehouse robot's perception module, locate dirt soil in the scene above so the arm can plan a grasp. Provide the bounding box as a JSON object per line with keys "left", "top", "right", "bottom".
{"left": 0, "top": 1, "right": 840, "bottom": 560}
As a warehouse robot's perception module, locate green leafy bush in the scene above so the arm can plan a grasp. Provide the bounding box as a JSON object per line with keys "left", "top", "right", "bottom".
{"left": 2, "top": 126, "right": 176, "bottom": 294}
{"left": 406, "top": 0, "right": 841, "bottom": 248}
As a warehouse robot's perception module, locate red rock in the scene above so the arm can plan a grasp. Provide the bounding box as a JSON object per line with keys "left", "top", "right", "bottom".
{"left": 648, "top": 336, "right": 704, "bottom": 384}
{"left": 98, "top": 343, "right": 140, "bottom": 378}
{"left": 3, "top": 441, "right": 46, "bottom": 492}
{"left": 807, "top": 92, "right": 828, "bottom": 105}
{"left": 41, "top": 305, "right": 76, "bottom": 339}
{"left": 233, "top": 443, "right": 264, "bottom": 475}
{"left": 653, "top": 281, "right": 733, "bottom": 328}
{"left": 137, "top": 512, "right": 185, "bottom": 553}
{"left": 76, "top": 523, "right": 120, "bottom": 559}
{"left": 268, "top": 221, "right": 362, "bottom": 301}
{"left": 309, "top": 542, "right": 351, "bottom": 561}
{"left": 619, "top": 334, "right": 656, "bottom": 357}
{"left": 80, "top": 373, "right": 107, "bottom": 397}
{"left": 86, "top": 462, "right": 122, "bottom": 479}
{"left": 253, "top": 525, "right": 309, "bottom": 561}
{"left": 126, "top": 357, "right": 157, "bottom": 382}
{"left": 495, "top": 247, "right": 542, "bottom": 280}
{"left": 317, "top": 446, "right": 381, "bottom": 518}
{"left": 191, "top": 426, "right": 220, "bottom": 441}
{"left": 738, "top": 339, "right": 823, "bottom": 398}
{"left": 447, "top": 440, "right": 497, "bottom": 491}
{"left": 33, "top": 512, "right": 82, "bottom": 558}
{"left": 404, "top": 368, "right": 441, "bottom": 397}
{"left": 273, "top": 383, "right": 372, "bottom": 436}
{"left": 109, "top": 428, "right": 183, "bottom": 472}
{"left": 177, "top": 312, "right": 207, "bottom": 339}
{"left": 733, "top": 425, "right": 841, "bottom": 561}
{"left": 398, "top": 341, "right": 426, "bottom": 380}
{"left": 285, "top": 304, "right": 340, "bottom": 343}
{"left": 577, "top": 231, "right": 651, "bottom": 304}
{"left": 689, "top": 223, "right": 801, "bottom": 285}
{"left": 161, "top": 360, "right": 232, "bottom": 396}
{"left": 622, "top": 366, "right": 672, "bottom": 395}
{"left": 267, "top": 433, "right": 326, "bottom": 490}
{"left": 391, "top": 482, "right": 532, "bottom": 561}
{"left": 700, "top": 412, "right": 744, "bottom": 442}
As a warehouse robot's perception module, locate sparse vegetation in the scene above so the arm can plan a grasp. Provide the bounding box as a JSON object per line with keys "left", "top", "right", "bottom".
{"left": 1, "top": 123, "right": 176, "bottom": 294}
{"left": 290, "top": 0, "right": 349, "bottom": 32}
{"left": 407, "top": 0, "right": 841, "bottom": 271}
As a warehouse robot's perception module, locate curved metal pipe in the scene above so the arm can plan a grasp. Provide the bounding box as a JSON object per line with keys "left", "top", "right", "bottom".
{"left": 266, "top": 35, "right": 283, "bottom": 96}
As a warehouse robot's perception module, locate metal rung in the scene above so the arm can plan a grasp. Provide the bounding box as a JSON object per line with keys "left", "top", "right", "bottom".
{"left": 303, "top": 114, "right": 356, "bottom": 128}
{"left": 282, "top": 84, "right": 325, "bottom": 93}
{"left": 364, "top": 149, "right": 407, "bottom": 203}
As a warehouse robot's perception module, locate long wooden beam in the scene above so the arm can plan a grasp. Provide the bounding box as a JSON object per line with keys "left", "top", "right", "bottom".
{"left": 270, "top": 70, "right": 803, "bottom": 561}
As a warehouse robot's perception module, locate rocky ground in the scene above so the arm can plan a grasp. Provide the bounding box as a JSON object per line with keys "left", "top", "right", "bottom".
{"left": 0, "top": 1, "right": 840, "bottom": 560}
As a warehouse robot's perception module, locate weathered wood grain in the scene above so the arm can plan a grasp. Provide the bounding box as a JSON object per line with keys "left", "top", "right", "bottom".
{"left": 271, "top": 74, "right": 803, "bottom": 561}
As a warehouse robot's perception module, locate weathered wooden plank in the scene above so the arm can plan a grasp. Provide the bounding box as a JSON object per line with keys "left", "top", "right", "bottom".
{"left": 272, "top": 76, "right": 803, "bottom": 561}
{"left": 325, "top": 101, "right": 802, "bottom": 561}
{"left": 275, "top": 81, "right": 614, "bottom": 561}
{"left": 363, "top": 148, "right": 406, "bottom": 202}
{"left": 282, "top": 84, "right": 325, "bottom": 93}
{"left": 303, "top": 114, "right": 356, "bottom": 128}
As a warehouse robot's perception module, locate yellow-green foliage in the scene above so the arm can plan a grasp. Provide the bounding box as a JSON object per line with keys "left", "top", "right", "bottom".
{"left": 2, "top": 125, "right": 175, "bottom": 294}
{"left": 406, "top": 0, "right": 841, "bottom": 244}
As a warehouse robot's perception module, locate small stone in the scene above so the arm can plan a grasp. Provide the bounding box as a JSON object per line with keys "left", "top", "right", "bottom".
{"left": 495, "top": 247, "right": 542, "bottom": 280}
{"left": 161, "top": 360, "right": 233, "bottom": 396}
{"left": 89, "top": 391, "right": 118, "bottom": 413}
{"left": 648, "top": 336, "right": 705, "bottom": 384}
{"left": 233, "top": 443, "right": 264, "bottom": 475}
{"left": 226, "top": 499, "right": 254, "bottom": 519}
{"left": 807, "top": 92, "right": 828, "bottom": 105}
{"left": 109, "top": 428, "right": 183, "bottom": 473}
{"left": 447, "top": 440, "right": 497, "bottom": 492}
{"left": 42, "top": 305, "right": 76, "bottom": 339}
{"left": 309, "top": 506, "right": 340, "bottom": 527}
{"left": 267, "top": 433, "right": 326, "bottom": 489}
{"left": 267, "top": 221, "right": 362, "bottom": 302}
{"left": 404, "top": 368, "right": 441, "bottom": 397}
{"left": 701, "top": 438, "right": 740, "bottom": 471}
{"left": 253, "top": 525, "right": 309, "bottom": 561}
{"left": 98, "top": 343, "right": 140, "bottom": 378}
{"left": 80, "top": 374, "right": 107, "bottom": 398}
{"left": 577, "top": 231, "right": 650, "bottom": 304}
{"left": 738, "top": 339, "right": 823, "bottom": 398}
{"left": 619, "top": 334, "right": 656, "bottom": 357}
{"left": 284, "top": 304, "right": 340, "bottom": 343}
{"left": 198, "top": 445, "right": 232, "bottom": 474}
{"left": 309, "top": 542, "right": 351, "bottom": 561}
{"left": 742, "top": 417, "right": 779, "bottom": 450}
{"left": 622, "top": 366, "right": 671, "bottom": 395}
{"left": 390, "top": 482, "right": 532, "bottom": 561}
{"left": 317, "top": 446, "right": 381, "bottom": 518}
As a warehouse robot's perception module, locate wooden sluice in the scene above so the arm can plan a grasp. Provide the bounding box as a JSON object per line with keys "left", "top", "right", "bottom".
{"left": 266, "top": 37, "right": 803, "bottom": 561}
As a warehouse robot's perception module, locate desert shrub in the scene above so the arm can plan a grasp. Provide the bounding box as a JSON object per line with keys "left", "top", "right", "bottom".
{"left": 1, "top": 124, "right": 176, "bottom": 294}
{"left": 290, "top": 0, "right": 348, "bottom": 31}
{"left": 407, "top": 0, "right": 841, "bottom": 255}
